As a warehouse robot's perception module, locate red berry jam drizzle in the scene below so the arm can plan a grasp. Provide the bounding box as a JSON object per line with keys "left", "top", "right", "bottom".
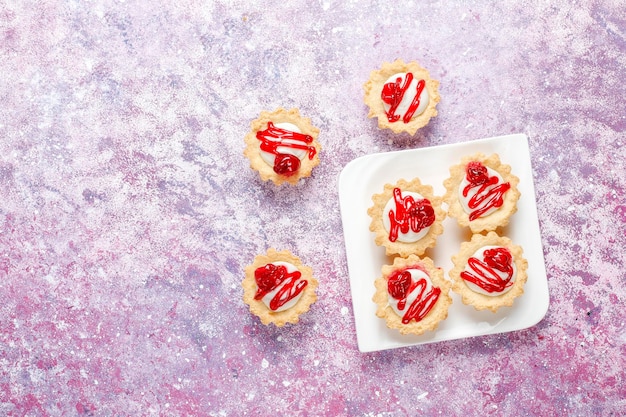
{"left": 388, "top": 187, "right": 435, "bottom": 242}
{"left": 256, "top": 121, "right": 317, "bottom": 176}
{"left": 388, "top": 268, "right": 441, "bottom": 324}
{"left": 463, "top": 161, "right": 511, "bottom": 221}
{"left": 254, "top": 263, "right": 308, "bottom": 311}
{"left": 460, "top": 247, "right": 514, "bottom": 293}
{"left": 381, "top": 72, "right": 426, "bottom": 124}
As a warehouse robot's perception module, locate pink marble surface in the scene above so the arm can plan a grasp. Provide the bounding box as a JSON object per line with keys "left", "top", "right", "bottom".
{"left": 1, "top": 0, "right": 625, "bottom": 416}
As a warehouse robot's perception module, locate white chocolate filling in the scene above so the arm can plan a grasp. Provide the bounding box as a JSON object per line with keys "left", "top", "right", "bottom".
{"left": 382, "top": 72, "right": 430, "bottom": 120}
{"left": 458, "top": 166, "right": 505, "bottom": 218}
{"left": 260, "top": 261, "right": 305, "bottom": 312}
{"left": 259, "top": 122, "right": 308, "bottom": 167}
{"left": 382, "top": 191, "right": 431, "bottom": 243}
{"left": 462, "top": 245, "right": 517, "bottom": 296}
{"left": 388, "top": 269, "right": 434, "bottom": 316}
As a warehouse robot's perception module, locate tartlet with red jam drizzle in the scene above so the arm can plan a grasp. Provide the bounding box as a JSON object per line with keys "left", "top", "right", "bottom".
{"left": 443, "top": 153, "right": 520, "bottom": 233}
{"left": 363, "top": 59, "right": 440, "bottom": 135}
{"left": 243, "top": 249, "right": 318, "bottom": 326}
{"left": 368, "top": 178, "right": 446, "bottom": 257}
{"left": 373, "top": 255, "right": 452, "bottom": 335}
{"left": 449, "top": 231, "right": 528, "bottom": 312}
{"left": 244, "top": 108, "right": 321, "bottom": 186}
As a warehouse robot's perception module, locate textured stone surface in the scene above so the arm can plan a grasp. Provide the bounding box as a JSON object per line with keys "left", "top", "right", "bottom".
{"left": 1, "top": 0, "right": 625, "bottom": 415}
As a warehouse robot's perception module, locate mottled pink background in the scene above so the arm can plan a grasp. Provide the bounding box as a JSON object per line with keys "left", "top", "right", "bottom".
{"left": 1, "top": 0, "right": 625, "bottom": 416}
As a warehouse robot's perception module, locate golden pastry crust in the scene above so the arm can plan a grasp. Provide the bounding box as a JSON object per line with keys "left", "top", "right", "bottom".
{"left": 449, "top": 232, "right": 528, "bottom": 312}
{"left": 367, "top": 178, "right": 446, "bottom": 257}
{"left": 243, "top": 108, "right": 321, "bottom": 185}
{"left": 242, "top": 248, "right": 318, "bottom": 326}
{"left": 443, "top": 153, "right": 520, "bottom": 233}
{"left": 363, "top": 59, "right": 440, "bottom": 135}
{"left": 373, "top": 255, "right": 452, "bottom": 335}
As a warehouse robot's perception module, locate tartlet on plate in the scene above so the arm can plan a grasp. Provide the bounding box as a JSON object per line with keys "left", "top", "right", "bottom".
{"left": 449, "top": 232, "right": 528, "bottom": 312}
{"left": 373, "top": 255, "right": 452, "bottom": 335}
{"left": 368, "top": 178, "right": 446, "bottom": 257}
{"left": 443, "top": 153, "right": 520, "bottom": 233}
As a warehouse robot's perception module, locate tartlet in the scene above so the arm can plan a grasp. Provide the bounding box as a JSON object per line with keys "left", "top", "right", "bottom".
{"left": 443, "top": 153, "right": 520, "bottom": 233}
{"left": 368, "top": 178, "right": 446, "bottom": 257}
{"left": 373, "top": 255, "right": 452, "bottom": 335}
{"left": 363, "top": 59, "right": 440, "bottom": 135}
{"left": 242, "top": 249, "right": 318, "bottom": 326}
{"left": 449, "top": 232, "right": 528, "bottom": 312}
{"left": 244, "top": 108, "right": 321, "bottom": 185}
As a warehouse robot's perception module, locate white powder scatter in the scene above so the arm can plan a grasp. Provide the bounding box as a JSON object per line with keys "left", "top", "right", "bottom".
{"left": 340, "top": 306, "right": 348, "bottom": 316}
{"left": 418, "top": 391, "right": 428, "bottom": 399}
{"left": 282, "top": 380, "right": 290, "bottom": 387}
{"left": 548, "top": 169, "right": 559, "bottom": 182}
{"left": 198, "top": 320, "right": 218, "bottom": 338}
{"left": 261, "top": 358, "right": 269, "bottom": 369}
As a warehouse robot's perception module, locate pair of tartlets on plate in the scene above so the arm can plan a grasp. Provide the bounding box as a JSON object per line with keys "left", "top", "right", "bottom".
{"left": 369, "top": 153, "right": 528, "bottom": 335}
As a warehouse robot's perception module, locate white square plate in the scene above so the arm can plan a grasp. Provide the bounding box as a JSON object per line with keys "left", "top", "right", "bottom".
{"left": 338, "top": 134, "right": 549, "bottom": 353}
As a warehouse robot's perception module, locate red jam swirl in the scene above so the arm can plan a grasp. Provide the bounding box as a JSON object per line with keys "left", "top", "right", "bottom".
{"left": 463, "top": 161, "right": 511, "bottom": 221}
{"left": 388, "top": 187, "right": 435, "bottom": 242}
{"left": 256, "top": 122, "right": 317, "bottom": 176}
{"left": 460, "top": 247, "right": 514, "bottom": 293}
{"left": 388, "top": 268, "right": 441, "bottom": 324}
{"left": 381, "top": 73, "right": 426, "bottom": 124}
{"left": 254, "top": 263, "right": 308, "bottom": 311}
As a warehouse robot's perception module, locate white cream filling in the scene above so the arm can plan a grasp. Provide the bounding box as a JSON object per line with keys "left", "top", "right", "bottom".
{"left": 260, "top": 261, "right": 305, "bottom": 312}
{"left": 458, "top": 166, "right": 505, "bottom": 218}
{"left": 462, "top": 245, "right": 517, "bottom": 296}
{"left": 382, "top": 72, "right": 430, "bottom": 120}
{"left": 382, "top": 191, "right": 431, "bottom": 243}
{"left": 259, "top": 122, "right": 308, "bottom": 167}
{"left": 388, "top": 269, "right": 434, "bottom": 316}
